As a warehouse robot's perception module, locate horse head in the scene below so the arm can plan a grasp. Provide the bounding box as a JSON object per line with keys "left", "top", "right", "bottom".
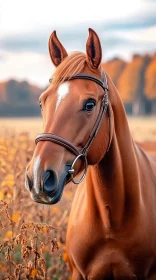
{"left": 25, "top": 28, "right": 112, "bottom": 204}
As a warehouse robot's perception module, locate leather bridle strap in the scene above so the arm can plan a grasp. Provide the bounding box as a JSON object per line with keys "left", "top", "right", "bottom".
{"left": 35, "top": 134, "right": 80, "bottom": 156}
{"left": 69, "top": 73, "right": 108, "bottom": 91}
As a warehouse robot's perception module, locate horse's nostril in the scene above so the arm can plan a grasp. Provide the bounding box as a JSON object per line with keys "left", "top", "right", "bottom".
{"left": 42, "top": 169, "right": 57, "bottom": 195}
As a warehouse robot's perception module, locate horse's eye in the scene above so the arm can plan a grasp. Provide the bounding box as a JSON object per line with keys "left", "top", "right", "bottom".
{"left": 83, "top": 99, "right": 96, "bottom": 112}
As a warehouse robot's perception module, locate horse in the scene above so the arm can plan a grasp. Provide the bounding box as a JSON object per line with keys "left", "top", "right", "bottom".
{"left": 25, "top": 28, "right": 156, "bottom": 279}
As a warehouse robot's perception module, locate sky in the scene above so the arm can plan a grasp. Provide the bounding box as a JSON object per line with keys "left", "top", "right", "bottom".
{"left": 0, "top": 0, "right": 156, "bottom": 87}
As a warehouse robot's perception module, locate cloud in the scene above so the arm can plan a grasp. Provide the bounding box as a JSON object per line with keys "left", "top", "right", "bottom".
{"left": 0, "top": 55, "right": 6, "bottom": 62}
{"left": 102, "top": 25, "right": 156, "bottom": 60}
{"left": 114, "top": 26, "right": 156, "bottom": 44}
{"left": 0, "top": 50, "right": 53, "bottom": 87}
{"left": 1, "top": 25, "right": 156, "bottom": 86}
{"left": 1, "top": 0, "right": 153, "bottom": 33}
{"left": 0, "top": 0, "right": 156, "bottom": 58}
{"left": 0, "top": 0, "right": 156, "bottom": 85}
{"left": 1, "top": 33, "right": 48, "bottom": 54}
{"left": 1, "top": 17, "right": 156, "bottom": 55}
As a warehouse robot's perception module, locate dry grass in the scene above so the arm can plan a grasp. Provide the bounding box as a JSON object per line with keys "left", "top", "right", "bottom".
{"left": 0, "top": 116, "right": 156, "bottom": 141}
{"left": 0, "top": 118, "right": 42, "bottom": 139}
{"left": 0, "top": 117, "right": 155, "bottom": 279}
{"left": 0, "top": 132, "right": 73, "bottom": 279}
{"left": 128, "top": 116, "right": 156, "bottom": 142}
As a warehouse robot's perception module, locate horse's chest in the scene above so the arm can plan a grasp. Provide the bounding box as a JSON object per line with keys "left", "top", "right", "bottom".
{"left": 67, "top": 235, "right": 133, "bottom": 279}
{"left": 67, "top": 226, "right": 156, "bottom": 279}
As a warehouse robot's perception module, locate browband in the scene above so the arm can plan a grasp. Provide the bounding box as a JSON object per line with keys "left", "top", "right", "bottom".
{"left": 69, "top": 73, "right": 108, "bottom": 91}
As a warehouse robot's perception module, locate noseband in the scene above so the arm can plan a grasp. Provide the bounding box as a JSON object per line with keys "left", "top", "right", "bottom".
{"left": 35, "top": 72, "right": 110, "bottom": 184}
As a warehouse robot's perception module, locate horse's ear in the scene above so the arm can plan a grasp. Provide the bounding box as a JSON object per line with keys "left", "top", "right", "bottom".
{"left": 86, "top": 28, "right": 102, "bottom": 69}
{"left": 48, "top": 31, "right": 68, "bottom": 67}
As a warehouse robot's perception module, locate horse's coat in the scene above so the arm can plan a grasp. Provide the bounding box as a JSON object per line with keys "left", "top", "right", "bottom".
{"left": 25, "top": 29, "right": 156, "bottom": 279}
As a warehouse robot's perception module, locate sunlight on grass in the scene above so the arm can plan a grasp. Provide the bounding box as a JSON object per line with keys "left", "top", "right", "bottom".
{"left": 0, "top": 116, "right": 155, "bottom": 141}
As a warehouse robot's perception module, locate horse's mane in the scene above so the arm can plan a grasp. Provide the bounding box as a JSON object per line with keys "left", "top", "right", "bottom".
{"left": 51, "top": 52, "right": 86, "bottom": 86}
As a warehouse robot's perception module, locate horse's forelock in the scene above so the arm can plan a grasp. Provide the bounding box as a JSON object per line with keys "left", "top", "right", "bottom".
{"left": 51, "top": 52, "right": 86, "bottom": 86}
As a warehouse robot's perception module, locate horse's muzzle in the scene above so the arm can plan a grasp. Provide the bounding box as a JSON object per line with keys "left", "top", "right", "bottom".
{"left": 25, "top": 165, "right": 71, "bottom": 205}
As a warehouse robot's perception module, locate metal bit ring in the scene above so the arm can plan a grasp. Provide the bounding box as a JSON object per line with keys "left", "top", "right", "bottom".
{"left": 68, "top": 154, "right": 88, "bottom": 184}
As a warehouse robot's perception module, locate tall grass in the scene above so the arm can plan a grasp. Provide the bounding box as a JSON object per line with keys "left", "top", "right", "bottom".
{"left": 0, "top": 133, "right": 72, "bottom": 279}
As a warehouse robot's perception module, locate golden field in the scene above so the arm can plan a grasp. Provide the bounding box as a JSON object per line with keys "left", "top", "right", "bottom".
{"left": 0, "top": 117, "right": 155, "bottom": 279}
{"left": 0, "top": 116, "right": 156, "bottom": 141}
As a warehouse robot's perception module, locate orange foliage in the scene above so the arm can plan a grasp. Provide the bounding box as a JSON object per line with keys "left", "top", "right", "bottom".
{"left": 145, "top": 55, "right": 156, "bottom": 99}
{"left": 0, "top": 81, "right": 7, "bottom": 102}
{"left": 117, "top": 55, "right": 151, "bottom": 103}
{"left": 0, "top": 53, "right": 156, "bottom": 109}
{"left": 102, "top": 58, "right": 126, "bottom": 86}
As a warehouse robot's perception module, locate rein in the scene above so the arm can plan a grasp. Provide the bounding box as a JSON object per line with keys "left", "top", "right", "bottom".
{"left": 35, "top": 72, "right": 110, "bottom": 184}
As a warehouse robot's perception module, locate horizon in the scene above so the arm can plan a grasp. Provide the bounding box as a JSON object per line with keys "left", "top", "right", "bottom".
{"left": 0, "top": 51, "right": 156, "bottom": 89}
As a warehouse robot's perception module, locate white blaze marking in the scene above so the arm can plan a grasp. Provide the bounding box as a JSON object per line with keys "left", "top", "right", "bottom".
{"left": 33, "top": 156, "right": 41, "bottom": 194}
{"left": 25, "top": 169, "right": 30, "bottom": 191}
{"left": 56, "top": 82, "right": 69, "bottom": 111}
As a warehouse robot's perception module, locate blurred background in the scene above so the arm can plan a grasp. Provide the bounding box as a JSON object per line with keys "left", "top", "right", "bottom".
{"left": 0, "top": 0, "right": 156, "bottom": 118}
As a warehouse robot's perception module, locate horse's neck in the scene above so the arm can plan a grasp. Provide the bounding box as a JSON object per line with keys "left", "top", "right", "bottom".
{"left": 86, "top": 80, "right": 140, "bottom": 231}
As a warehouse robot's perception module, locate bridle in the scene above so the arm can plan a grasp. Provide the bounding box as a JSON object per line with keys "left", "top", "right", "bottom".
{"left": 35, "top": 71, "right": 111, "bottom": 184}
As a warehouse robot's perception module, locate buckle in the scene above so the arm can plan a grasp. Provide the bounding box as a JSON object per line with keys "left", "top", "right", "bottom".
{"left": 68, "top": 154, "right": 88, "bottom": 184}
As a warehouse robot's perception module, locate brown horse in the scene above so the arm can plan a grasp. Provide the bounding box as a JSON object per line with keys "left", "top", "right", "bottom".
{"left": 25, "top": 29, "right": 156, "bottom": 279}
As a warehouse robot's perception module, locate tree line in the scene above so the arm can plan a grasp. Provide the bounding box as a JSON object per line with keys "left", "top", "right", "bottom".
{"left": 102, "top": 53, "right": 156, "bottom": 115}
{"left": 0, "top": 53, "right": 156, "bottom": 116}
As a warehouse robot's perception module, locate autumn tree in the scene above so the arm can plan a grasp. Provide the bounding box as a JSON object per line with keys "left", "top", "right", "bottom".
{"left": 102, "top": 58, "right": 126, "bottom": 86}
{"left": 145, "top": 54, "right": 156, "bottom": 114}
{"left": 0, "top": 81, "right": 8, "bottom": 102}
{"left": 0, "top": 53, "right": 156, "bottom": 116}
{"left": 0, "top": 79, "right": 42, "bottom": 105}
{"left": 0, "top": 79, "right": 42, "bottom": 116}
{"left": 117, "top": 54, "right": 152, "bottom": 115}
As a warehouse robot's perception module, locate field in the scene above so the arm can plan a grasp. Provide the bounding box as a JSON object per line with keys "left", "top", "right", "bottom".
{"left": 0, "top": 117, "right": 156, "bottom": 279}
{"left": 0, "top": 116, "right": 156, "bottom": 141}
